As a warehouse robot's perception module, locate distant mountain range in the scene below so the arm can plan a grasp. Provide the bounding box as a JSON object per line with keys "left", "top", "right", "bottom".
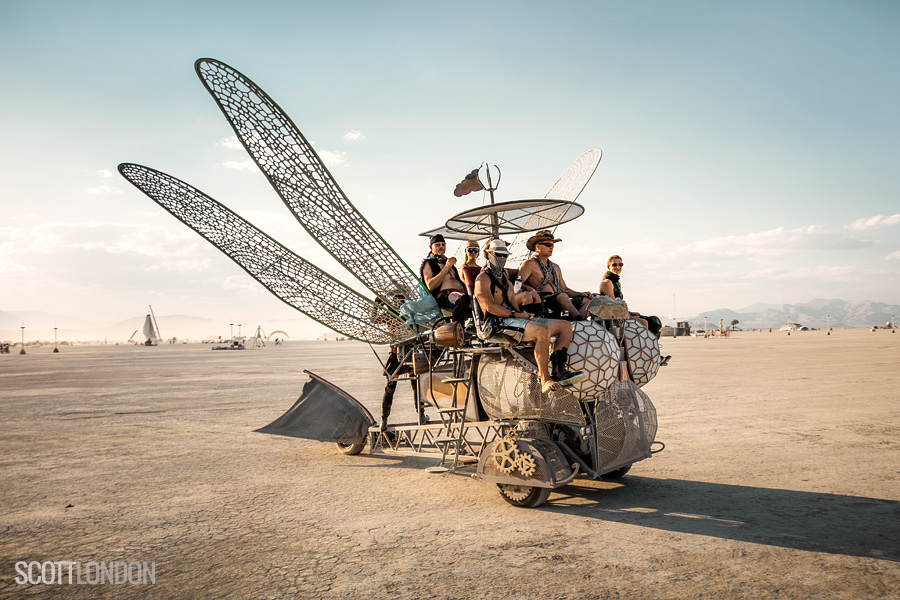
{"left": 3, "top": 298, "right": 898, "bottom": 342}
{"left": 685, "top": 299, "right": 899, "bottom": 330}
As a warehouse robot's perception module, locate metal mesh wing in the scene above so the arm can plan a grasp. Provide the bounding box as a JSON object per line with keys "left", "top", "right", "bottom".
{"left": 506, "top": 149, "right": 602, "bottom": 266}
{"left": 194, "top": 58, "right": 422, "bottom": 304}
{"left": 118, "top": 163, "right": 407, "bottom": 345}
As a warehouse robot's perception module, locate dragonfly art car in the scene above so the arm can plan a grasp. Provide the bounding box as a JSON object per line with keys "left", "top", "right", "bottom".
{"left": 119, "top": 58, "right": 664, "bottom": 507}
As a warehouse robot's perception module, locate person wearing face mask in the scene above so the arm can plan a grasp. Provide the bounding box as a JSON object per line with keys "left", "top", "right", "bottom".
{"left": 470, "top": 238, "right": 542, "bottom": 311}
{"left": 474, "top": 239, "right": 586, "bottom": 394}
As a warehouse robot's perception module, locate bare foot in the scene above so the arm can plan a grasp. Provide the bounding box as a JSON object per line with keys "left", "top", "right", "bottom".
{"left": 541, "top": 379, "right": 561, "bottom": 393}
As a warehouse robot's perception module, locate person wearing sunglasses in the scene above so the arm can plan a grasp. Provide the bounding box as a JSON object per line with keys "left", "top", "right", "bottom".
{"left": 517, "top": 230, "right": 593, "bottom": 320}
{"left": 467, "top": 237, "right": 542, "bottom": 310}
{"left": 461, "top": 240, "right": 483, "bottom": 290}
{"left": 599, "top": 255, "right": 627, "bottom": 301}
{"left": 420, "top": 234, "right": 471, "bottom": 325}
{"left": 600, "top": 255, "right": 664, "bottom": 339}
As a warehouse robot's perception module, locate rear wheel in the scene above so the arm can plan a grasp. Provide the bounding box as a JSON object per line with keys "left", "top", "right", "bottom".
{"left": 497, "top": 483, "right": 552, "bottom": 508}
{"left": 335, "top": 441, "right": 365, "bottom": 455}
{"left": 602, "top": 465, "right": 631, "bottom": 479}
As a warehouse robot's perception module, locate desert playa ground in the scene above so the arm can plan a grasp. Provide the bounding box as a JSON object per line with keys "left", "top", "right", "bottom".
{"left": 1, "top": 329, "right": 898, "bottom": 599}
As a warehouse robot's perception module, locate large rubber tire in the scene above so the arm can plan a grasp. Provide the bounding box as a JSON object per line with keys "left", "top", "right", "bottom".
{"left": 602, "top": 465, "right": 631, "bottom": 479}
{"left": 335, "top": 441, "right": 365, "bottom": 456}
{"left": 497, "top": 484, "right": 552, "bottom": 508}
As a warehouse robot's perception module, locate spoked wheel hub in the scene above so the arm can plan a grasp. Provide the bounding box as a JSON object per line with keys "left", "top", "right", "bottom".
{"left": 497, "top": 483, "right": 552, "bottom": 508}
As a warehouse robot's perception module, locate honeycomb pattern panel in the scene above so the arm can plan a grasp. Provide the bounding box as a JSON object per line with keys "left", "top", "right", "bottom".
{"left": 623, "top": 320, "right": 660, "bottom": 387}
{"left": 566, "top": 321, "right": 620, "bottom": 402}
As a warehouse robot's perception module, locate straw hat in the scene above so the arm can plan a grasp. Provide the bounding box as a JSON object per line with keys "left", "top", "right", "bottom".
{"left": 526, "top": 230, "right": 562, "bottom": 251}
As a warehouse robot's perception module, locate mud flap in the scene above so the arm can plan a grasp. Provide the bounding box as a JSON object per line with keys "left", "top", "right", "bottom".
{"left": 255, "top": 370, "right": 375, "bottom": 444}
{"left": 476, "top": 437, "right": 577, "bottom": 489}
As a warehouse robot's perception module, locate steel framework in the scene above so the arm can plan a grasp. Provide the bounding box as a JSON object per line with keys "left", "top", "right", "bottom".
{"left": 195, "top": 58, "right": 422, "bottom": 305}
{"left": 119, "top": 164, "right": 406, "bottom": 344}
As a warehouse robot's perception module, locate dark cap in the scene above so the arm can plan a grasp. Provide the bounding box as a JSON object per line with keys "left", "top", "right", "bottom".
{"left": 429, "top": 234, "right": 446, "bottom": 245}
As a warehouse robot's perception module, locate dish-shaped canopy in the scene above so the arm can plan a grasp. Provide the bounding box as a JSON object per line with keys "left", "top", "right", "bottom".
{"left": 441, "top": 199, "right": 584, "bottom": 238}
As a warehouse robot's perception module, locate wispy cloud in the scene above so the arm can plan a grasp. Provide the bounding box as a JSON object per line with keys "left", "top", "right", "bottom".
{"left": 96, "top": 169, "right": 113, "bottom": 179}
{"left": 675, "top": 225, "right": 873, "bottom": 256}
{"left": 0, "top": 221, "right": 200, "bottom": 260}
{"left": 218, "top": 135, "right": 244, "bottom": 150}
{"left": 317, "top": 150, "right": 347, "bottom": 167}
{"left": 886, "top": 250, "right": 900, "bottom": 260}
{"left": 848, "top": 214, "right": 900, "bottom": 230}
{"left": 741, "top": 264, "right": 857, "bottom": 281}
{"left": 86, "top": 185, "right": 122, "bottom": 195}
{"left": 222, "top": 159, "right": 257, "bottom": 171}
{"left": 343, "top": 129, "right": 365, "bottom": 141}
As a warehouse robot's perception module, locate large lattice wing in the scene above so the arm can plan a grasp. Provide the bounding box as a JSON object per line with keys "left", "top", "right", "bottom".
{"left": 506, "top": 149, "right": 602, "bottom": 266}
{"left": 194, "top": 58, "right": 422, "bottom": 305}
{"left": 118, "top": 163, "right": 407, "bottom": 345}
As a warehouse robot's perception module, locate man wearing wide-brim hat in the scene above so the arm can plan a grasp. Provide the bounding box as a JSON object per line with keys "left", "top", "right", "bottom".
{"left": 517, "top": 229, "right": 593, "bottom": 320}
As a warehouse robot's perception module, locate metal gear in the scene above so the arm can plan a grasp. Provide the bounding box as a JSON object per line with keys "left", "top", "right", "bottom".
{"left": 515, "top": 452, "right": 537, "bottom": 477}
{"left": 492, "top": 438, "right": 517, "bottom": 474}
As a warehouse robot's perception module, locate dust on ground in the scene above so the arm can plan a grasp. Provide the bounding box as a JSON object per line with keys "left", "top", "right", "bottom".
{"left": 1, "top": 329, "right": 899, "bottom": 599}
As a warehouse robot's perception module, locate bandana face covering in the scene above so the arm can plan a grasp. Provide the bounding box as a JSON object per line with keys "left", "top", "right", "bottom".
{"left": 486, "top": 253, "right": 507, "bottom": 277}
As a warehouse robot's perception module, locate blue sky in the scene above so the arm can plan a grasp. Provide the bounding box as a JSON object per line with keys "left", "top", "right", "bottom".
{"left": 2, "top": 0, "right": 898, "bottom": 336}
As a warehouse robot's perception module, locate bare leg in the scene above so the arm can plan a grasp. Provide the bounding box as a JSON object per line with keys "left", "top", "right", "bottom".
{"left": 522, "top": 321, "right": 560, "bottom": 393}
{"left": 549, "top": 319, "right": 573, "bottom": 351}
{"left": 554, "top": 292, "right": 590, "bottom": 319}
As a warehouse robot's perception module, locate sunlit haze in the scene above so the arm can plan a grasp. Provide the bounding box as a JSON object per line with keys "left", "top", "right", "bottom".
{"left": 2, "top": 1, "right": 898, "bottom": 339}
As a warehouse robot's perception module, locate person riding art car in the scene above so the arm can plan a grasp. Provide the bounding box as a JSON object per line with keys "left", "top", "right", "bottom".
{"left": 118, "top": 57, "right": 665, "bottom": 508}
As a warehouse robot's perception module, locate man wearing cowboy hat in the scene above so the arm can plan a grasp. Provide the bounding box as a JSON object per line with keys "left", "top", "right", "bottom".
{"left": 517, "top": 229, "right": 593, "bottom": 320}
{"left": 474, "top": 239, "right": 586, "bottom": 394}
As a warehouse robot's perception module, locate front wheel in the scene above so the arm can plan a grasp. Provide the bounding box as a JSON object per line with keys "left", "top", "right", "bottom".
{"left": 497, "top": 484, "right": 552, "bottom": 508}
{"left": 335, "top": 441, "right": 365, "bottom": 455}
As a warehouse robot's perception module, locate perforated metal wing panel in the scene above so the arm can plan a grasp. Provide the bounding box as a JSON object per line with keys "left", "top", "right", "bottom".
{"left": 595, "top": 380, "right": 657, "bottom": 470}
{"left": 118, "top": 164, "right": 405, "bottom": 344}
{"left": 477, "top": 353, "right": 585, "bottom": 425}
{"left": 195, "top": 59, "right": 422, "bottom": 304}
{"left": 506, "top": 149, "right": 601, "bottom": 266}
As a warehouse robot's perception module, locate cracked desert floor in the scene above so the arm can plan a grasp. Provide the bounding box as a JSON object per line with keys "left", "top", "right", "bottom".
{"left": 2, "top": 329, "right": 899, "bottom": 599}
